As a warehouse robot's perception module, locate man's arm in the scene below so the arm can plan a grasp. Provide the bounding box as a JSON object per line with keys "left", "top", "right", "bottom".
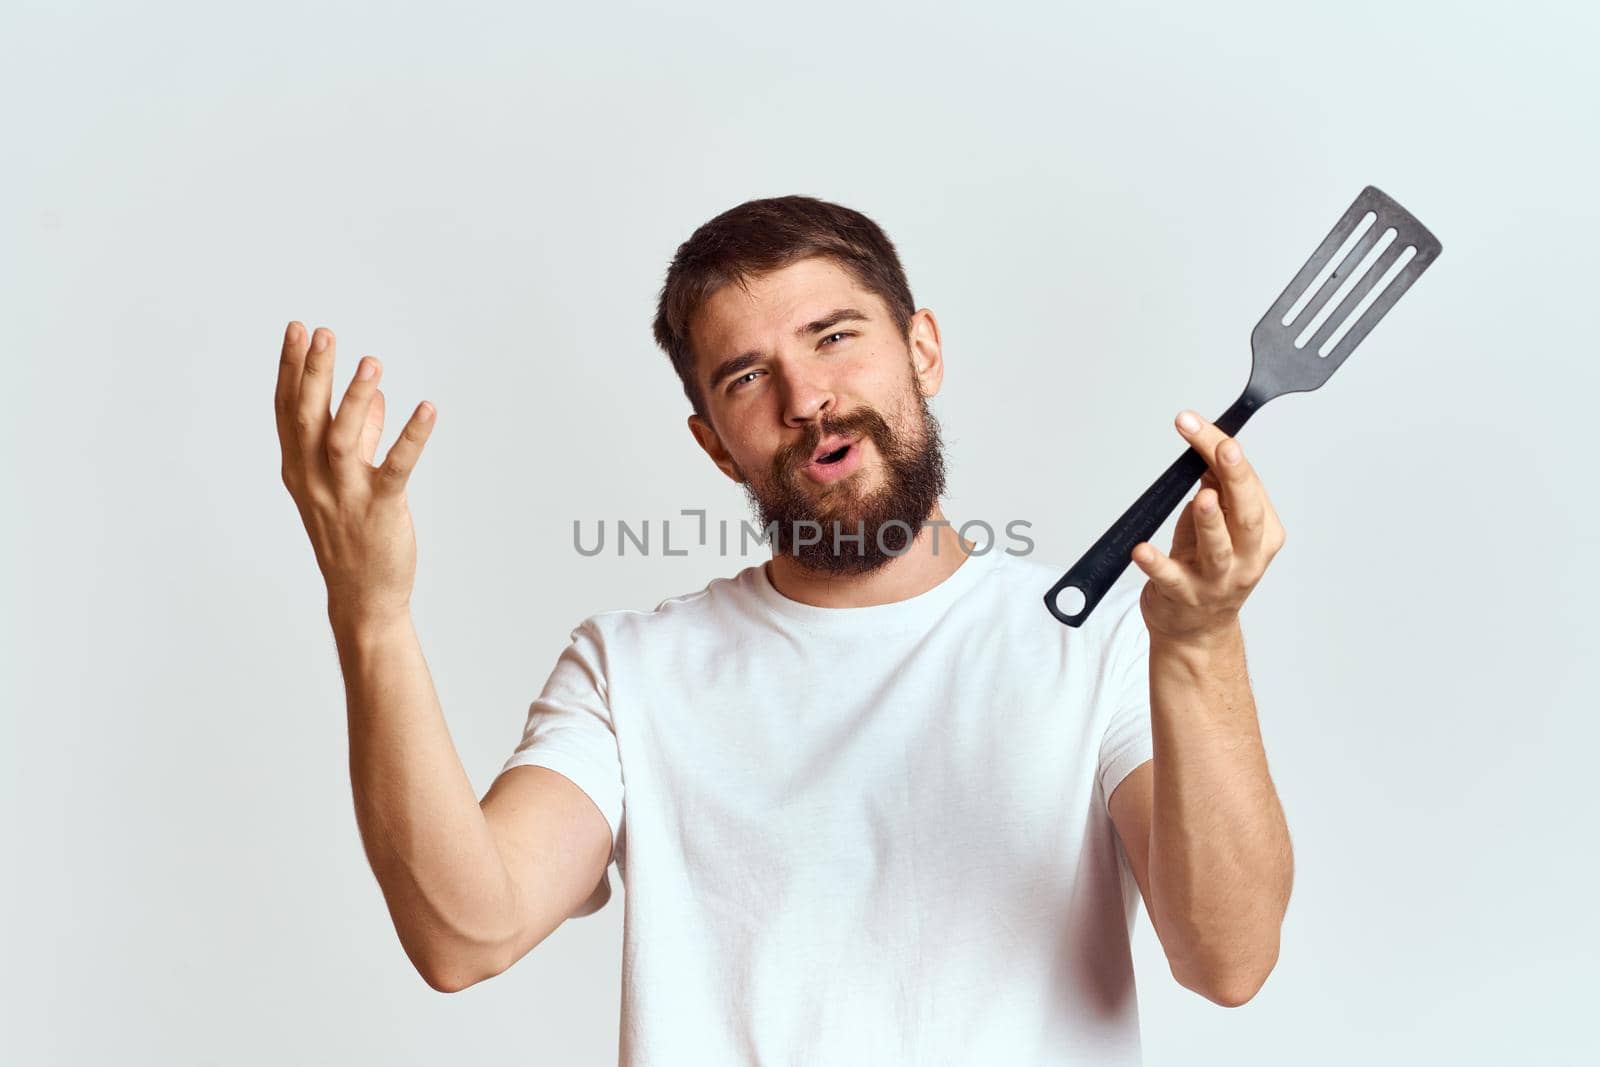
{"left": 335, "top": 610, "right": 518, "bottom": 990}
{"left": 1109, "top": 407, "right": 1295, "bottom": 1006}
{"left": 1107, "top": 620, "right": 1293, "bottom": 1007}
{"left": 273, "top": 320, "right": 605, "bottom": 993}
{"left": 334, "top": 610, "right": 613, "bottom": 993}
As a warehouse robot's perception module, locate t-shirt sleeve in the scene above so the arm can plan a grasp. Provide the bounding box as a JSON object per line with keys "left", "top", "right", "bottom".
{"left": 1097, "top": 577, "right": 1154, "bottom": 811}
{"left": 497, "top": 619, "right": 624, "bottom": 916}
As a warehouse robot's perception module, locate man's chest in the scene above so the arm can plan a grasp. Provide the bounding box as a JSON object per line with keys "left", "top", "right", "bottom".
{"left": 611, "top": 645, "right": 1104, "bottom": 911}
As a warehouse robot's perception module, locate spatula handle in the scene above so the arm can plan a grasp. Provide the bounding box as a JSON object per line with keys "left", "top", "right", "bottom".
{"left": 1044, "top": 394, "right": 1260, "bottom": 627}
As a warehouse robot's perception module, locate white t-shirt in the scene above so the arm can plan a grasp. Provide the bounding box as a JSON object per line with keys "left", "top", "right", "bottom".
{"left": 499, "top": 544, "right": 1156, "bottom": 1065}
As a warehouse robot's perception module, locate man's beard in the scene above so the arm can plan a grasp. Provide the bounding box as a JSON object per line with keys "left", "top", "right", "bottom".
{"left": 734, "top": 382, "right": 949, "bottom": 577}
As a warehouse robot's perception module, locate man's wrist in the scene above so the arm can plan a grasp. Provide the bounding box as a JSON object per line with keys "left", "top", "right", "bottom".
{"left": 327, "top": 599, "right": 414, "bottom": 647}
{"left": 1149, "top": 617, "right": 1245, "bottom": 671}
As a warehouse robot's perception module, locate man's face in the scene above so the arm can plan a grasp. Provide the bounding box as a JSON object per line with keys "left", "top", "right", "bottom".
{"left": 686, "top": 255, "right": 948, "bottom": 576}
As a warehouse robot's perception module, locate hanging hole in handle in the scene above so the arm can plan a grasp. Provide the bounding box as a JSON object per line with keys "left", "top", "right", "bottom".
{"left": 1052, "top": 585, "right": 1087, "bottom": 619}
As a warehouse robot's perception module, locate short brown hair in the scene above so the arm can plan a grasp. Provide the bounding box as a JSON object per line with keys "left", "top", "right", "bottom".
{"left": 651, "top": 194, "right": 917, "bottom": 425}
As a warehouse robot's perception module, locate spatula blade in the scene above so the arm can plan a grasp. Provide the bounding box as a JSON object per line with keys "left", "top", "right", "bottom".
{"left": 1249, "top": 185, "right": 1443, "bottom": 396}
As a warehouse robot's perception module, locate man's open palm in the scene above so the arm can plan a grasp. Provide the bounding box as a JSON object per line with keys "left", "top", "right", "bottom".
{"left": 274, "top": 321, "right": 436, "bottom": 625}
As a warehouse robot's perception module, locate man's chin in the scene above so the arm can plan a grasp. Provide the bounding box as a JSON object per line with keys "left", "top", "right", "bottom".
{"left": 782, "top": 537, "right": 900, "bottom": 576}
{"left": 789, "top": 512, "right": 923, "bottom": 560}
{"left": 790, "top": 555, "right": 890, "bottom": 578}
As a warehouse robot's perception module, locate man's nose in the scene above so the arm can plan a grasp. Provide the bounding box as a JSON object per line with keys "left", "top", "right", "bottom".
{"left": 778, "top": 365, "right": 837, "bottom": 428}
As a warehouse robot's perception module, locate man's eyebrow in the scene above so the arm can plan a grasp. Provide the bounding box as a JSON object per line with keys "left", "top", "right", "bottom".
{"left": 706, "top": 307, "right": 872, "bottom": 391}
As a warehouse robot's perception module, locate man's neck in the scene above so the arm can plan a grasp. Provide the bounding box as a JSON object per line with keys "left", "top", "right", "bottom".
{"left": 763, "top": 505, "right": 975, "bottom": 609}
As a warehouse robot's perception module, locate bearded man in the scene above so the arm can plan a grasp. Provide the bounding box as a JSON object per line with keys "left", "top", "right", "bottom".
{"left": 275, "top": 194, "right": 1293, "bottom": 1066}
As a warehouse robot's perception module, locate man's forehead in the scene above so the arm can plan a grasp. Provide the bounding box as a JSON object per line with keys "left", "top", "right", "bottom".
{"left": 692, "top": 259, "right": 875, "bottom": 356}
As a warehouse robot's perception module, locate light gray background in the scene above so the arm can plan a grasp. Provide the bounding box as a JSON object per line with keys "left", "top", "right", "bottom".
{"left": 5, "top": 0, "right": 1596, "bottom": 1063}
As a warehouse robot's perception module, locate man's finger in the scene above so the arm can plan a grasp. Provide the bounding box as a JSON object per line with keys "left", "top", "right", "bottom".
{"left": 1192, "top": 487, "right": 1234, "bottom": 577}
{"left": 328, "top": 355, "right": 383, "bottom": 475}
{"left": 296, "top": 327, "right": 338, "bottom": 478}
{"left": 374, "top": 401, "right": 437, "bottom": 495}
{"left": 1213, "top": 437, "right": 1269, "bottom": 558}
{"left": 1170, "top": 495, "right": 1199, "bottom": 558}
{"left": 1176, "top": 410, "right": 1267, "bottom": 557}
{"left": 275, "top": 321, "right": 309, "bottom": 469}
{"left": 358, "top": 388, "right": 386, "bottom": 467}
{"left": 1131, "top": 540, "right": 1190, "bottom": 601}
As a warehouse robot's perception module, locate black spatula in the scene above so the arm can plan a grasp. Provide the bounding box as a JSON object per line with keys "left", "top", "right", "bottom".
{"left": 1044, "top": 185, "right": 1442, "bottom": 627}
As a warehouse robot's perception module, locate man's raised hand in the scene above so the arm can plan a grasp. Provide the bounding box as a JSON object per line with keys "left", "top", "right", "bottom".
{"left": 274, "top": 321, "right": 436, "bottom": 627}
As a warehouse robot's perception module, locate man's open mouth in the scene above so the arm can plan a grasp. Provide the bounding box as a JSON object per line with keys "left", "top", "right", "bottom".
{"left": 808, "top": 435, "right": 858, "bottom": 467}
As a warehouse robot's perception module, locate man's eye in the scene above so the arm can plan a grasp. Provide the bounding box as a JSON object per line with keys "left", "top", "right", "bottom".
{"left": 728, "top": 334, "right": 853, "bottom": 394}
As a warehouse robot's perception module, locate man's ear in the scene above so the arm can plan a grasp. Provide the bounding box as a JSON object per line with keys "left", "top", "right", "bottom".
{"left": 688, "top": 413, "right": 744, "bottom": 483}
{"left": 908, "top": 307, "right": 944, "bottom": 399}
